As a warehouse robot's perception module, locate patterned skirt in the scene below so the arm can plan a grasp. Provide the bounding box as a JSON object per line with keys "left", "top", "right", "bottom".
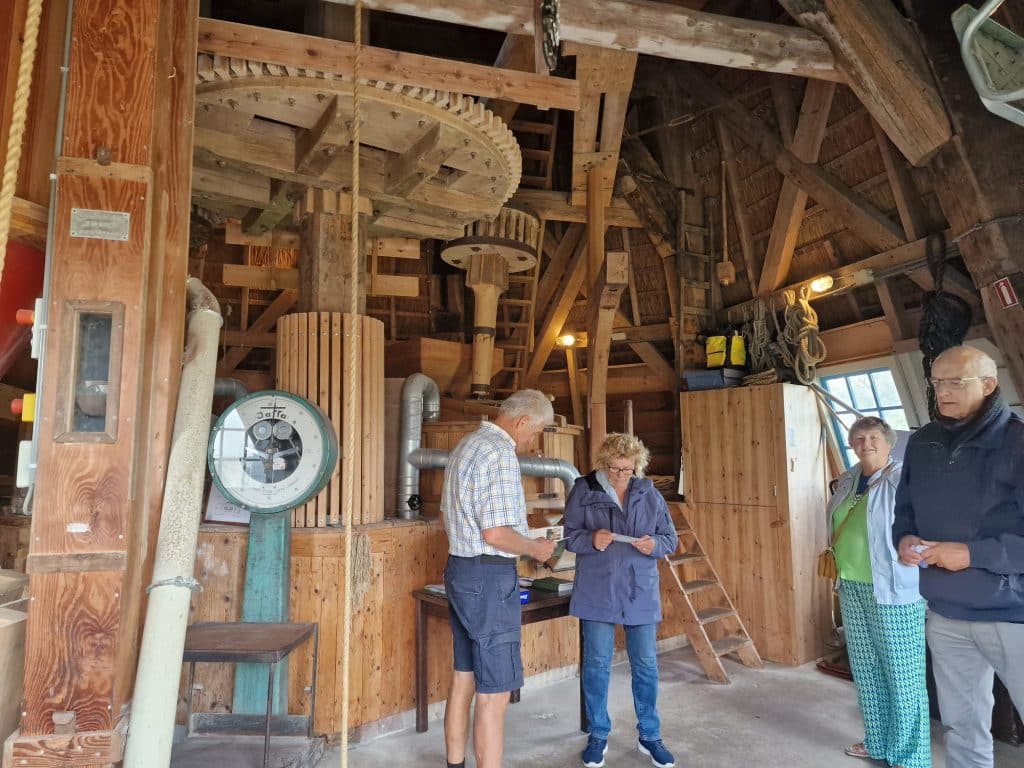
{"left": 839, "top": 579, "right": 931, "bottom": 768}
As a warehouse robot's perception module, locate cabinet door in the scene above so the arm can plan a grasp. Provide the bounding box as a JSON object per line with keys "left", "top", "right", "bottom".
{"left": 680, "top": 386, "right": 779, "bottom": 507}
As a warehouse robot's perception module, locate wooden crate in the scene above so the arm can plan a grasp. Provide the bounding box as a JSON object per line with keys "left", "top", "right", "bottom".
{"left": 680, "top": 383, "right": 829, "bottom": 665}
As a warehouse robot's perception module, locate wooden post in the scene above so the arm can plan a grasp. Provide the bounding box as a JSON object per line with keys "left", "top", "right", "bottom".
{"left": 298, "top": 189, "right": 367, "bottom": 315}
{"left": 10, "top": 0, "right": 198, "bottom": 763}
{"left": 586, "top": 164, "right": 606, "bottom": 288}
{"left": 586, "top": 252, "right": 629, "bottom": 461}
{"left": 465, "top": 253, "right": 510, "bottom": 398}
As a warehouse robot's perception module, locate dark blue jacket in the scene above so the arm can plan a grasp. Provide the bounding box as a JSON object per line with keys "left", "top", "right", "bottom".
{"left": 564, "top": 472, "right": 678, "bottom": 625}
{"left": 892, "top": 392, "right": 1024, "bottom": 622}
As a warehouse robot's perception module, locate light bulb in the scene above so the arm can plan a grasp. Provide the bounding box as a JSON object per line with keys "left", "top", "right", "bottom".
{"left": 557, "top": 333, "right": 577, "bottom": 347}
{"left": 809, "top": 275, "right": 834, "bottom": 294}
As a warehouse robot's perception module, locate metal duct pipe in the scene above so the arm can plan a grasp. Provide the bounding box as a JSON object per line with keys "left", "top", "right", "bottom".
{"left": 517, "top": 455, "right": 580, "bottom": 498}
{"left": 124, "top": 278, "right": 223, "bottom": 768}
{"left": 213, "top": 377, "right": 248, "bottom": 401}
{"left": 397, "top": 373, "right": 440, "bottom": 518}
{"left": 409, "top": 449, "right": 580, "bottom": 500}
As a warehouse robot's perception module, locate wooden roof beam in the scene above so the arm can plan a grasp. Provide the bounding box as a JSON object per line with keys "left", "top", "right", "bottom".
{"left": 296, "top": 96, "right": 352, "bottom": 177}
{"left": 758, "top": 79, "right": 836, "bottom": 295}
{"left": 525, "top": 240, "right": 589, "bottom": 386}
{"left": 725, "top": 233, "right": 967, "bottom": 320}
{"left": 322, "top": 0, "right": 844, "bottom": 82}
{"left": 512, "top": 189, "right": 644, "bottom": 228}
{"left": 678, "top": 63, "right": 905, "bottom": 254}
{"left": 197, "top": 18, "right": 580, "bottom": 112}
{"left": 778, "top": 0, "right": 951, "bottom": 166}
{"left": 218, "top": 288, "right": 298, "bottom": 373}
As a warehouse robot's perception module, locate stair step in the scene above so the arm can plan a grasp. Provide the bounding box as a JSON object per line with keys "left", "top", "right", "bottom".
{"left": 501, "top": 299, "right": 532, "bottom": 306}
{"left": 497, "top": 321, "right": 530, "bottom": 328}
{"left": 711, "top": 634, "right": 752, "bottom": 657}
{"left": 696, "top": 607, "right": 735, "bottom": 625}
{"left": 666, "top": 551, "right": 705, "bottom": 566}
{"left": 502, "top": 343, "right": 529, "bottom": 350}
{"left": 521, "top": 148, "right": 552, "bottom": 161}
{"left": 680, "top": 579, "right": 717, "bottom": 595}
{"left": 508, "top": 275, "right": 532, "bottom": 284}
{"left": 519, "top": 174, "right": 548, "bottom": 187}
{"left": 511, "top": 120, "right": 555, "bottom": 136}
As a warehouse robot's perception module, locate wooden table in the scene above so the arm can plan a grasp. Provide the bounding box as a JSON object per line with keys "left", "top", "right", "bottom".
{"left": 413, "top": 588, "right": 585, "bottom": 734}
{"left": 183, "top": 622, "right": 319, "bottom": 768}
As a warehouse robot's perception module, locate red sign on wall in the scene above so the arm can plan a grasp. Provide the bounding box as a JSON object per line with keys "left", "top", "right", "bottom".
{"left": 994, "top": 277, "right": 1020, "bottom": 309}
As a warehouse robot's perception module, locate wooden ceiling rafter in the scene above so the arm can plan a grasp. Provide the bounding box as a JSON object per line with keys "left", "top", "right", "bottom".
{"left": 758, "top": 78, "right": 836, "bottom": 294}
{"left": 321, "top": 0, "right": 845, "bottom": 81}
{"left": 197, "top": 18, "right": 581, "bottom": 112}
{"left": 677, "top": 63, "right": 906, "bottom": 255}
{"left": 777, "top": 0, "right": 951, "bottom": 166}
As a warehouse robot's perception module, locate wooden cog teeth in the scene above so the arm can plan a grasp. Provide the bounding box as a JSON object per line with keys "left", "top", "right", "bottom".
{"left": 195, "top": 54, "right": 523, "bottom": 212}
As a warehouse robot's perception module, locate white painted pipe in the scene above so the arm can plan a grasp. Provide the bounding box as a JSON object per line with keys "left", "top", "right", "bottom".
{"left": 123, "top": 278, "right": 223, "bottom": 768}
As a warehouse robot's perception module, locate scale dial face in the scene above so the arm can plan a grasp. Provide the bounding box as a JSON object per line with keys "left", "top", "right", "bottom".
{"left": 208, "top": 391, "right": 339, "bottom": 514}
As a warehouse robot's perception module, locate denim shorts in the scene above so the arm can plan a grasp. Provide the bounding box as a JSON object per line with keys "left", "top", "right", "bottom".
{"left": 444, "top": 555, "right": 523, "bottom": 694}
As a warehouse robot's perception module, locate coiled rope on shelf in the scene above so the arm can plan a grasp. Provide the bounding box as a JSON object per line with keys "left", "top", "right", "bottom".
{"left": 747, "top": 300, "right": 772, "bottom": 374}
{"left": 0, "top": 0, "right": 45, "bottom": 280}
{"left": 780, "top": 287, "right": 827, "bottom": 385}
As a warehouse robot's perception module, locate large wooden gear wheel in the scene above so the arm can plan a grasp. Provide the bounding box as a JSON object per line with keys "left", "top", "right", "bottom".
{"left": 191, "top": 55, "right": 522, "bottom": 240}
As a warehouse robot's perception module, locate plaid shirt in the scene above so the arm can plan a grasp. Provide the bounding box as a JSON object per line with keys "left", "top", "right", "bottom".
{"left": 442, "top": 421, "right": 527, "bottom": 557}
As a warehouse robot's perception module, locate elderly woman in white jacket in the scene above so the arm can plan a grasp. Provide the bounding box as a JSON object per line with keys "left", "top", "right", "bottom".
{"left": 826, "top": 416, "right": 929, "bottom": 768}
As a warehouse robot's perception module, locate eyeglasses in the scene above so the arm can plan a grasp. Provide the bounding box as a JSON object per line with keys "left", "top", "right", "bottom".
{"left": 927, "top": 376, "right": 989, "bottom": 391}
{"left": 607, "top": 466, "right": 635, "bottom": 476}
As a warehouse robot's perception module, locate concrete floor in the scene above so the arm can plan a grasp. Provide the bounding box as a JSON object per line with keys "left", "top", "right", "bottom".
{"left": 328, "top": 646, "right": 1024, "bottom": 768}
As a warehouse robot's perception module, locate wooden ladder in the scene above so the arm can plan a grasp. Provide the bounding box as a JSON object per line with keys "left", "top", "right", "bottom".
{"left": 661, "top": 501, "right": 762, "bottom": 683}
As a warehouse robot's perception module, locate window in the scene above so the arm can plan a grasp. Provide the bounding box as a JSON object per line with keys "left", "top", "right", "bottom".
{"left": 820, "top": 368, "right": 909, "bottom": 468}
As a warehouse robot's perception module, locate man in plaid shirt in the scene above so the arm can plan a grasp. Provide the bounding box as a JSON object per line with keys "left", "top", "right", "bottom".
{"left": 442, "top": 389, "right": 557, "bottom": 768}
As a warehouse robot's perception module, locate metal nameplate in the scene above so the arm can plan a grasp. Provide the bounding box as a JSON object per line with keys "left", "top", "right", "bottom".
{"left": 69, "top": 208, "right": 131, "bottom": 241}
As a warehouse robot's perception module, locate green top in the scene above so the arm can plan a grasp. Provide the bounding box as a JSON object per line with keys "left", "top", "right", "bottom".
{"left": 832, "top": 491, "right": 872, "bottom": 584}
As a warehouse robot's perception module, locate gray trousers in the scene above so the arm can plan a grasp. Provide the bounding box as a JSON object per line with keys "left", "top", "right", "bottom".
{"left": 927, "top": 612, "right": 1024, "bottom": 768}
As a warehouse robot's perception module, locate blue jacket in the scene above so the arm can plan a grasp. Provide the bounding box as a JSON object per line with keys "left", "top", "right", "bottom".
{"left": 564, "top": 472, "right": 678, "bottom": 625}
{"left": 892, "top": 392, "right": 1024, "bottom": 622}
{"left": 827, "top": 458, "right": 920, "bottom": 605}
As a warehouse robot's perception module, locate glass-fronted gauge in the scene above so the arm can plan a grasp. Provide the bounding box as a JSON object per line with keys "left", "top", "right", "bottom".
{"left": 208, "top": 391, "right": 339, "bottom": 514}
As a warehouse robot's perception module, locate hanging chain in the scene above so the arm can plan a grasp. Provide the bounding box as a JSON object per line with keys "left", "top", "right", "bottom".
{"left": 541, "top": 0, "right": 560, "bottom": 71}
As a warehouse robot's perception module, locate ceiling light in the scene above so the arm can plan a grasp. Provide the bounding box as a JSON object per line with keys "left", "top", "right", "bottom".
{"left": 558, "top": 333, "right": 577, "bottom": 347}
{"left": 809, "top": 275, "right": 834, "bottom": 294}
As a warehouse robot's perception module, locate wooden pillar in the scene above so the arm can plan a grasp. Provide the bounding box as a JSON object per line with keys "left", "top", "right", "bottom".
{"left": 465, "top": 253, "right": 509, "bottom": 398}
{"left": 586, "top": 164, "right": 606, "bottom": 288}
{"left": 298, "top": 190, "right": 367, "bottom": 315}
{"left": 910, "top": 0, "right": 1024, "bottom": 393}
{"left": 586, "top": 252, "right": 628, "bottom": 461}
{"left": 8, "top": 0, "right": 198, "bottom": 764}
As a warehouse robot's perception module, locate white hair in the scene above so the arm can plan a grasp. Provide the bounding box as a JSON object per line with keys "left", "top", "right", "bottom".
{"left": 499, "top": 389, "right": 554, "bottom": 425}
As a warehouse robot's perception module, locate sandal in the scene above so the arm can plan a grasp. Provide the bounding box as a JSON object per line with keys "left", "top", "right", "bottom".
{"left": 844, "top": 743, "right": 871, "bottom": 759}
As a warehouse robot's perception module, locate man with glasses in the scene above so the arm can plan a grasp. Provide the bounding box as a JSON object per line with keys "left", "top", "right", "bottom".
{"left": 441, "top": 389, "right": 557, "bottom": 768}
{"left": 893, "top": 346, "right": 1024, "bottom": 768}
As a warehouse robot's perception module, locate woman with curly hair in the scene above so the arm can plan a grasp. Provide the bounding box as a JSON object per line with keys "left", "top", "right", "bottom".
{"left": 564, "top": 433, "right": 679, "bottom": 768}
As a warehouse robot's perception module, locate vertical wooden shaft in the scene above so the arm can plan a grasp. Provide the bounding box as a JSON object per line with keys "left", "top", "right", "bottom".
{"left": 465, "top": 252, "right": 509, "bottom": 398}
{"left": 468, "top": 282, "right": 503, "bottom": 398}
{"left": 624, "top": 399, "right": 634, "bottom": 435}
{"left": 586, "top": 164, "right": 605, "bottom": 288}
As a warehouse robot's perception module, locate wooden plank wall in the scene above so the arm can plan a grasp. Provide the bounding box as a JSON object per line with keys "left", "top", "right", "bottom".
{"left": 179, "top": 519, "right": 692, "bottom": 734}
{"left": 277, "top": 313, "right": 385, "bottom": 526}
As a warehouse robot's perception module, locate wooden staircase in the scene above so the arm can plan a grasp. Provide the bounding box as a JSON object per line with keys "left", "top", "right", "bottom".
{"left": 492, "top": 111, "right": 558, "bottom": 395}
{"left": 661, "top": 502, "right": 762, "bottom": 683}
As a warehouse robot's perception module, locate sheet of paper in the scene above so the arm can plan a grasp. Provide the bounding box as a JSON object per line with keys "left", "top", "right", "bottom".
{"left": 611, "top": 533, "right": 639, "bottom": 543}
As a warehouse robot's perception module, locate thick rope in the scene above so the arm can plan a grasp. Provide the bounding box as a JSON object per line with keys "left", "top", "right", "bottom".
{"left": 340, "top": 1, "right": 363, "bottom": 764}
{"left": 0, "top": 0, "right": 45, "bottom": 279}
{"left": 780, "top": 287, "right": 827, "bottom": 385}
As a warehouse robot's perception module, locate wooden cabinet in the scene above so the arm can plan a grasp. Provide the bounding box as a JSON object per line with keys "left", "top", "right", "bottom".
{"left": 681, "top": 383, "right": 829, "bottom": 665}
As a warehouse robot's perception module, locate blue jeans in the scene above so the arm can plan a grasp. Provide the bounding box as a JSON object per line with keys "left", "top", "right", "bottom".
{"left": 581, "top": 620, "right": 661, "bottom": 741}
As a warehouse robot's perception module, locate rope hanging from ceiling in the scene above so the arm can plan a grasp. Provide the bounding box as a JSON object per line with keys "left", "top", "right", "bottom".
{"left": 918, "top": 231, "right": 972, "bottom": 418}
{"left": 0, "top": 0, "right": 45, "bottom": 280}
{"left": 340, "top": 1, "right": 365, "bottom": 764}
